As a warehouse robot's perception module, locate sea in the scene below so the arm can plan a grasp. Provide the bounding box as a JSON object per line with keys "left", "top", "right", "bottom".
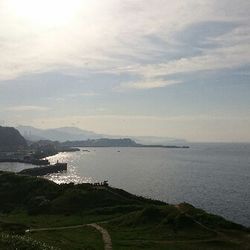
{"left": 0, "top": 143, "right": 249, "bottom": 227}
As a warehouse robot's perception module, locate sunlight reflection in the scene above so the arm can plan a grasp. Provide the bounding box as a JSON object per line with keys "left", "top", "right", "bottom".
{"left": 44, "top": 152, "right": 95, "bottom": 184}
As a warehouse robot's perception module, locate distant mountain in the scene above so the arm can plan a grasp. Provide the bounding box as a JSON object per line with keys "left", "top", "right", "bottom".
{"left": 0, "top": 126, "right": 27, "bottom": 151}
{"left": 16, "top": 125, "right": 187, "bottom": 145}
{"left": 62, "top": 138, "right": 138, "bottom": 147}
{"left": 17, "top": 126, "right": 102, "bottom": 142}
{"left": 131, "top": 136, "right": 187, "bottom": 145}
{"left": 62, "top": 139, "right": 188, "bottom": 148}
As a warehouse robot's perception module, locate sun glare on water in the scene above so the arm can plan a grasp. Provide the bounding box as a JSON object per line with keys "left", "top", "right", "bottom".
{"left": 8, "top": 0, "right": 83, "bottom": 27}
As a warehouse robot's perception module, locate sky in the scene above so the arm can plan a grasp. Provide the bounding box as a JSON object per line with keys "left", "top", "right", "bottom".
{"left": 0, "top": 0, "right": 250, "bottom": 142}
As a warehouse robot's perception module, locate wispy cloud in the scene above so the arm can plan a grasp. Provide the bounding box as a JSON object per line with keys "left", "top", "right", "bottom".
{"left": 0, "top": 0, "right": 249, "bottom": 84}
{"left": 1, "top": 1, "right": 250, "bottom": 142}
{"left": 123, "top": 43, "right": 250, "bottom": 79}
{"left": 6, "top": 105, "right": 50, "bottom": 112}
{"left": 117, "top": 79, "right": 180, "bottom": 90}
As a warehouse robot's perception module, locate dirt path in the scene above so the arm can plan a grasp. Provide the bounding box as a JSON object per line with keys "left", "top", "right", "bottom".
{"left": 88, "top": 223, "right": 112, "bottom": 250}
{"left": 25, "top": 223, "right": 112, "bottom": 250}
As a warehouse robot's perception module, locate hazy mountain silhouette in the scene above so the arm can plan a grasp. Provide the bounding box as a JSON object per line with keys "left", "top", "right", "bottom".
{"left": 0, "top": 126, "right": 27, "bottom": 151}
{"left": 17, "top": 126, "right": 102, "bottom": 142}
{"left": 130, "top": 136, "right": 187, "bottom": 145}
{"left": 16, "top": 125, "right": 187, "bottom": 145}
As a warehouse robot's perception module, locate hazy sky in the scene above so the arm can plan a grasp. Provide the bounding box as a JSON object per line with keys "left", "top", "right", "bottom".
{"left": 0, "top": 0, "right": 250, "bottom": 142}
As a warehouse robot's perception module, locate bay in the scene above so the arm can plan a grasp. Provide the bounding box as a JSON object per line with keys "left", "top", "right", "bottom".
{"left": 1, "top": 143, "right": 249, "bottom": 227}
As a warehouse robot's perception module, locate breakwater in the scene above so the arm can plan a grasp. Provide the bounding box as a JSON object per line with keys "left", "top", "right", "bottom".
{"left": 0, "top": 158, "right": 49, "bottom": 165}
{"left": 19, "top": 162, "right": 67, "bottom": 176}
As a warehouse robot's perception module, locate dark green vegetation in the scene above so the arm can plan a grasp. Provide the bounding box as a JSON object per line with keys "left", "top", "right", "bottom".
{"left": 29, "top": 228, "right": 104, "bottom": 250}
{"left": 0, "top": 171, "right": 249, "bottom": 250}
{"left": 0, "top": 126, "right": 27, "bottom": 151}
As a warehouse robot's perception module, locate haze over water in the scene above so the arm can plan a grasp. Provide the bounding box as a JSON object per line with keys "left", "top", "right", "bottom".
{"left": 43, "top": 143, "right": 250, "bottom": 227}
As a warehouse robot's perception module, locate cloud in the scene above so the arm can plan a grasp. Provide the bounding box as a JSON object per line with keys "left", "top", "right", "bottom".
{"left": 117, "top": 79, "right": 180, "bottom": 90}
{"left": 6, "top": 105, "right": 50, "bottom": 112}
{"left": 0, "top": 0, "right": 249, "bottom": 84}
{"left": 128, "top": 43, "right": 250, "bottom": 78}
{"left": 1, "top": 1, "right": 250, "bottom": 142}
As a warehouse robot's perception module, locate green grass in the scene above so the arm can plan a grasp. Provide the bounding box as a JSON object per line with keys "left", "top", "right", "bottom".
{"left": 110, "top": 240, "right": 245, "bottom": 250}
{"left": 0, "top": 211, "right": 117, "bottom": 229}
{"left": 106, "top": 224, "right": 248, "bottom": 250}
{"left": 1, "top": 208, "right": 249, "bottom": 250}
{"left": 103, "top": 205, "right": 250, "bottom": 250}
{"left": 30, "top": 227, "right": 103, "bottom": 250}
{"left": 0, "top": 171, "right": 249, "bottom": 250}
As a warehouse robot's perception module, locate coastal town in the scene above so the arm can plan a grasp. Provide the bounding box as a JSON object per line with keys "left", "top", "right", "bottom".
{"left": 0, "top": 126, "right": 71, "bottom": 176}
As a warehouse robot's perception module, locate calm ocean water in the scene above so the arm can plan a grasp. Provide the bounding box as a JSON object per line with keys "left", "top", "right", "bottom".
{"left": 1, "top": 143, "right": 249, "bottom": 227}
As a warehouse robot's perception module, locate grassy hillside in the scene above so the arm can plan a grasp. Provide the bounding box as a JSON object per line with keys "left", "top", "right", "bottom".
{"left": 0, "top": 171, "right": 249, "bottom": 249}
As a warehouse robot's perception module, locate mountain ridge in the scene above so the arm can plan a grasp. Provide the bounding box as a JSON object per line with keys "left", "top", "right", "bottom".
{"left": 16, "top": 125, "right": 187, "bottom": 145}
{"left": 17, "top": 125, "right": 102, "bottom": 142}
{"left": 0, "top": 126, "right": 27, "bottom": 151}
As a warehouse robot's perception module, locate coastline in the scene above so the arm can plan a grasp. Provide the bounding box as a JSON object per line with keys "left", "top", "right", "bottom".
{"left": 0, "top": 170, "right": 249, "bottom": 249}
{"left": 43, "top": 146, "right": 250, "bottom": 228}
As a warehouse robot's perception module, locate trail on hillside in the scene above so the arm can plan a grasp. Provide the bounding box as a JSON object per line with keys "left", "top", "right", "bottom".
{"left": 88, "top": 223, "right": 112, "bottom": 250}
{"left": 24, "top": 209, "right": 249, "bottom": 249}
{"left": 25, "top": 223, "right": 112, "bottom": 250}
